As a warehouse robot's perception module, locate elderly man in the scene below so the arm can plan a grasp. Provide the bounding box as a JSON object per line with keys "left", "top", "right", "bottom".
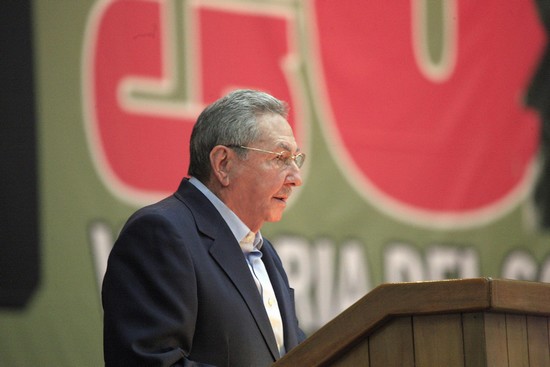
{"left": 102, "top": 89, "right": 306, "bottom": 366}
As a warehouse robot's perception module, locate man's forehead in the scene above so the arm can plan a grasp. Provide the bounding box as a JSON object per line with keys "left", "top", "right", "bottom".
{"left": 257, "top": 117, "right": 296, "bottom": 145}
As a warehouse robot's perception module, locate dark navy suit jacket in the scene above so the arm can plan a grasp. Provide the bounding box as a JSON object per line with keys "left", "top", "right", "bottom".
{"left": 102, "top": 178, "right": 305, "bottom": 366}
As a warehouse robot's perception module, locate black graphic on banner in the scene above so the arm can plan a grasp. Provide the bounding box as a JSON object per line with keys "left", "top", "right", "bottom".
{"left": 0, "top": 0, "right": 40, "bottom": 308}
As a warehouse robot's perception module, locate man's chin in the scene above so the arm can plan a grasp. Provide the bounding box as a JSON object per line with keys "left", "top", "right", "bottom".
{"left": 266, "top": 212, "right": 284, "bottom": 223}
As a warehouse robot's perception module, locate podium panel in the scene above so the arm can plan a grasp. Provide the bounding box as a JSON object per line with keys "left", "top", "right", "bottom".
{"left": 274, "top": 278, "right": 550, "bottom": 367}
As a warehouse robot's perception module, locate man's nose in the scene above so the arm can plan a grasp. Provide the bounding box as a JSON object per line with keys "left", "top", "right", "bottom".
{"left": 286, "top": 163, "right": 303, "bottom": 186}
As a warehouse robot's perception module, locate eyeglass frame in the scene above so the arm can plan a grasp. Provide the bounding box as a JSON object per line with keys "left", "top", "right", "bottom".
{"left": 227, "top": 145, "right": 306, "bottom": 169}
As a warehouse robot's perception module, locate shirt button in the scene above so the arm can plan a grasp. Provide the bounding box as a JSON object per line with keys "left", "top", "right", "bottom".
{"left": 268, "top": 298, "right": 274, "bottom": 307}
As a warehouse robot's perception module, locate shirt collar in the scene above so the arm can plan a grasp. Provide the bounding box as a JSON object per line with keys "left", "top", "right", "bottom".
{"left": 188, "top": 177, "right": 263, "bottom": 252}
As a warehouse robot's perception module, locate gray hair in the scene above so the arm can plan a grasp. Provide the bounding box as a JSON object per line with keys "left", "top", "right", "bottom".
{"left": 188, "top": 89, "right": 289, "bottom": 181}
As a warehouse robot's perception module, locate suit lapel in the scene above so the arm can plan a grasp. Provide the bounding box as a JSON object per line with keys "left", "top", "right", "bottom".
{"left": 209, "top": 240, "right": 280, "bottom": 359}
{"left": 175, "top": 179, "right": 281, "bottom": 360}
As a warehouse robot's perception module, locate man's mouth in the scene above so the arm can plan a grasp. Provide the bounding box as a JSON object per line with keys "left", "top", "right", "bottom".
{"left": 274, "top": 196, "right": 287, "bottom": 203}
{"left": 274, "top": 188, "right": 292, "bottom": 203}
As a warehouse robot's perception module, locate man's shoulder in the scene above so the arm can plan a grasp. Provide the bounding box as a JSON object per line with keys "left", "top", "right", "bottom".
{"left": 123, "top": 193, "right": 194, "bottom": 228}
{"left": 131, "top": 179, "right": 204, "bottom": 217}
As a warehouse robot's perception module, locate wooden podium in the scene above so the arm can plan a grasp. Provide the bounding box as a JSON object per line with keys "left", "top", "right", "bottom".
{"left": 273, "top": 278, "right": 550, "bottom": 367}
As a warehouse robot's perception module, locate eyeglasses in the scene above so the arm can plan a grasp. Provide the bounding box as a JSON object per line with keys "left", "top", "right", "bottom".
{"left": 228, "top": 145, "right": 306, "bottom": 168}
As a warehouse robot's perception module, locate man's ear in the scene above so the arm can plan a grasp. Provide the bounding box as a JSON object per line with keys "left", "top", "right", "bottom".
{"left": 210, "top": 145, "right": 233, "bottom": 187}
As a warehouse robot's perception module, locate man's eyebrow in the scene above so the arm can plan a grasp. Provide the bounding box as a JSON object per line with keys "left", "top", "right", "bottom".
{"left": 277, "top": 142, "right": 300, "bottom": 152}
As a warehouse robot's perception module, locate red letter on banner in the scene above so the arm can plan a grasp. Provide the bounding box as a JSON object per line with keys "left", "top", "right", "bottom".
{"left": 309, "top": 1, "right": 544, "bottom": 221}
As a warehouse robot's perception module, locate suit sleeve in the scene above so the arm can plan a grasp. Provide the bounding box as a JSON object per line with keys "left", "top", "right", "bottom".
{"left": 102, "top": 211, "right": 212, "bottom": 366}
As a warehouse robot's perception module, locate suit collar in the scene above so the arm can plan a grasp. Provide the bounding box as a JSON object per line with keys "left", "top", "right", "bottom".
{"left": 175, "top": 178, "right": 220, "bottom": 240}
